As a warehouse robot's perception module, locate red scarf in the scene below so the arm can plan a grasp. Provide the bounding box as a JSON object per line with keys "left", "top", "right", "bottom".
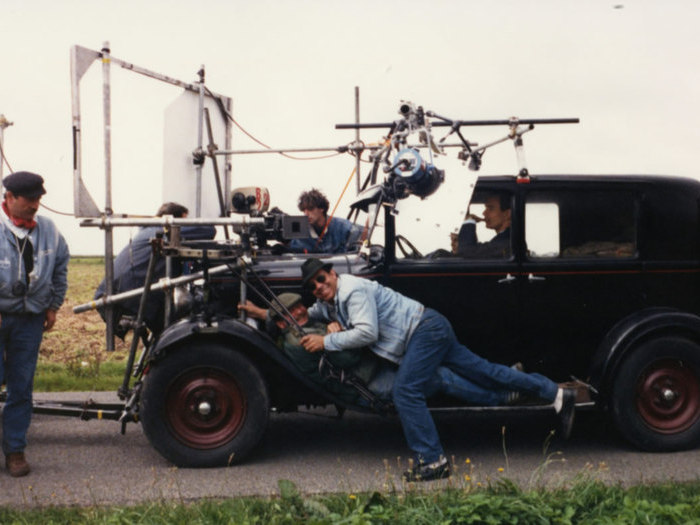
{"left": 2, "top": 200, "right": 36, "bottom": 229}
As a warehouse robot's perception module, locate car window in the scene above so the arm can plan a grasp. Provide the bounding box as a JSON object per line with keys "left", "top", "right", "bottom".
{"left": 526, "top": 189, "right": 637, "bottom": 259}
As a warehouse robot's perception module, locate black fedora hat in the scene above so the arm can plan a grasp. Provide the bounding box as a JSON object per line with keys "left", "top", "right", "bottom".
{"left": 301, "top": 258, "right": 333, "bottom": 288}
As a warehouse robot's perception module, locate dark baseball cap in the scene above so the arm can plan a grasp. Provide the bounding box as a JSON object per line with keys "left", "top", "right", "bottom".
{"left": 3, "top": 171, "right": 47, "bottom": 199}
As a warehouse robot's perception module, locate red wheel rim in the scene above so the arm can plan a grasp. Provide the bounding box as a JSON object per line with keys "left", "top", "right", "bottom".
{"left": 165, "top": 368, "right": 246, "bottom": 449}
{"left": 636, "top": 359, "right": 700, "bottom": 434}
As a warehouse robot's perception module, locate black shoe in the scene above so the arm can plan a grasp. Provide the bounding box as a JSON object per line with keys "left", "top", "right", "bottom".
{"left": 504, "top": 391, "right": 521, "bottom": 405}
{"left": 403, "top": 457, "right": 451, "bottom": 482}
{"left": 558, "top": 388, "right": 576, "bottom": 439}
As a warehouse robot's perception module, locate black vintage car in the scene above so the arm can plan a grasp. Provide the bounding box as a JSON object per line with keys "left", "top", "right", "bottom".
{"left": 63, "top": 104, "right": 700, "bottom": 468}
{"left": 128, "top": 170, "right": 700, "bottom": 468}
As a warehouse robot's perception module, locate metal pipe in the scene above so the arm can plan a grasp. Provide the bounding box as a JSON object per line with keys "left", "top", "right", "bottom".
{"left": 78, "top": 216, "right": 264, "bottom": 228}
{"left": 336, "top": 117, "right": 580, "bottom": 129}
{"left": 355, "top": 86, "right": 361, "bottom": 194}
{"left": 107, "top": 55, "right": 228, "bottom": 101}
{"left": 73, "top": 264, "right": 232, "bottom": 314}
{"left": 119, "top": 240, "right": 159, "bottom": 397}
{"left": 195, "top": 66, "right": 205, "bottom": 217}
{"left": 101, "top": 41, "right": 115, "bottom": 351}
{"left": 214, "top": 142, "right": 472, "bottom": 155}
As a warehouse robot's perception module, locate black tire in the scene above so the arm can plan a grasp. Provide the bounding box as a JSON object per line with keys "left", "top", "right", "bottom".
{"left": 611, "top": 336, "right": 700, "bottom": 451}
{"left": 140, "top": 341, "right": 270, "bottom": 467}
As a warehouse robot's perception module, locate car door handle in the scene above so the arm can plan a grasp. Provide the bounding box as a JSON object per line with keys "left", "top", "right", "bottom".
{"left": 528, "top": 273, "right": 546, "bottom": 282}
{"left": 498, "top": 273, "right": 516, "bottom": 284}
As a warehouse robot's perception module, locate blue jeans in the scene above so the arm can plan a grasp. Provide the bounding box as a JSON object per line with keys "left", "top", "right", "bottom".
{"left": 392, "top": 308, "right": 559, "bottom": 464}
{"left": 0, "top": 312, "right": 45, "bottom": 455}
{"left": 368, "top": 364, "right": 503, "bottom": 405}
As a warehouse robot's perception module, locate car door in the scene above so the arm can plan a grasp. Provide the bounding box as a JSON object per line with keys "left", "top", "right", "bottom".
{"left": 384, "top": 181, "right": 524, "bottom": 366}
{"left": 516, "top": 179, "right": 646, "bottom": 380}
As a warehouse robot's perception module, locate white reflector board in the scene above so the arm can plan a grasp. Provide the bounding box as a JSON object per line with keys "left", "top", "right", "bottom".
{"left": 162, "top": 91, "right": 229, "bottom": 218}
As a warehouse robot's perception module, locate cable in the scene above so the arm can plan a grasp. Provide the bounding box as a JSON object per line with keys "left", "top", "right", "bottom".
{"left": 39, "top": 202, "right": 74, "bottom": 216}
{"left": 204, "top": 87, "right": 343, "bottom": 161}
{"left": 0, "top": 138, "right": 75, "bottom": 216}
{"left": 0, "top": 139, "right": 14, "bottom": 174}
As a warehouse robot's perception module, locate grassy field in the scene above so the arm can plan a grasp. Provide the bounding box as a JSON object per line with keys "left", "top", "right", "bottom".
{"left": 36, "top": 257, "right": 130, "bottom": 391}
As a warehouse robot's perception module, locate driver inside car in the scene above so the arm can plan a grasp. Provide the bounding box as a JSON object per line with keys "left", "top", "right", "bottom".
{"left": 456, "top": 192, "right": 512, "bottom": 258}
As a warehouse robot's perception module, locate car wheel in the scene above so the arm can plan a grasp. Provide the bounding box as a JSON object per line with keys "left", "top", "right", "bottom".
{"left": 611, "top": 336, "right": 700, "bottom": 451}
{"left": 140, "top": 341, "right": 269, "bottom": 467}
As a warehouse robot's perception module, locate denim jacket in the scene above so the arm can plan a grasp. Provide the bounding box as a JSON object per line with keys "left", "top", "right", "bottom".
{"left": 289, "top": 216, "right": 362, "bottom": 254}
{"left": 0, "top": 215, "right": 69, "bottom": 314}
{"left": 307, "top": 274, "right": 424, "bottom": 364}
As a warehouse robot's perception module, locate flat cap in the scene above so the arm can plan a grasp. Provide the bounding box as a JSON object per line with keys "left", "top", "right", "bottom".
{"left": 270, "top": 292, "right": 303, "bottom": 320}
{"left": 3, "top": 171, "right": 46, "bottom": 199}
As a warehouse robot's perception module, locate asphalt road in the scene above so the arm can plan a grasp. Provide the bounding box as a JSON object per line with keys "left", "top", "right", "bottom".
{"left": 1, "top": 391, "right": 699, "bottom": 508}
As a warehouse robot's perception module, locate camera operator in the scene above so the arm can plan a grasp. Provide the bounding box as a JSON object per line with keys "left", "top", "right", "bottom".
{"left": 287, "top": 189, "right": 362, "bottom": 254}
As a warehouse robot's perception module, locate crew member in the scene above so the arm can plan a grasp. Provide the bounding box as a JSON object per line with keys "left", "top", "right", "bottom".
{"left": 0, "top": 171, "right": 69, "bottom": 477}
{"left": 298, "top": 258, "right": 576, "bottom": 482}
{"left": 288, "top": 189, "right": 362, "bottom": 254}
{"left": 94, "top": 202, "right": 216, "bottom": 335}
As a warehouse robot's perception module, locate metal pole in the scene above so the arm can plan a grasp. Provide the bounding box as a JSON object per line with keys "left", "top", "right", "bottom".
{"left": 195, "top": 66, "right": 205, "bottom": 217}
{"left": 0, "top": 114, "right": 13, "bottom": 178}
{"left": 73, "top": 264, "right": 233, "bottom": 314}
{"left": 354, "top": 87, "right": 361, "bottom": 194}
{"left": 101, "top": 41, "right": 115, "bottom": 351}
{"left": 224, "top": 96, "right": 233, "bottom": 213}
{"left": 119, "top": 238, "right": 160, "bottom": 398}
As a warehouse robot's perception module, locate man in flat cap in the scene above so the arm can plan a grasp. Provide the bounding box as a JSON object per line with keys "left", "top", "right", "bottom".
{"left": 239, "top": 293, "right": 378, "bottom": 405}
{"left": 0, "top": 171, "right": 69, "bottom": 477}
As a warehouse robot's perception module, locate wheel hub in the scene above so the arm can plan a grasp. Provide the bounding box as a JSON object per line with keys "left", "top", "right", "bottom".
{"left": 196, "top": 400, "right": 213, "bottom": 416}
{"left": 660, "top": 388, "right": 678, "bottom": 404}
{"left": 636, "top": 359, "right": 700, "bottom": 434}
{"left": 166, "top": 368, "right": 247, "bottom": 449}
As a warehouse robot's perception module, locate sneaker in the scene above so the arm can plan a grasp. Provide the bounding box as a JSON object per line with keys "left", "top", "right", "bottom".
{"left": 504, "top": 391, "right": 521, "bottom": 405}
{"left": 5, "top": 452, "right": 30, "bottom": 477}
{"left": 557, "top": 388, "right": 576, "bottom": 439}
{"left": 403, "top": 456, "right": 451, "bottom": 482}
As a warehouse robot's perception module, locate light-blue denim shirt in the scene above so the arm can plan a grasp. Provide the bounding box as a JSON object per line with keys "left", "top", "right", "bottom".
{"left": 307, "top": 274, "right": 424, "bottom": 364}
{"left": 0, "top": 215, "right": 70, "bottom": 314}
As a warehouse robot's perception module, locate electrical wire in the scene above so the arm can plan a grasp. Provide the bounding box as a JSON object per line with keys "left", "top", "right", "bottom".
{"left": 0, "top": 138, "right": 75, "bottom": 216}
{"left": 205, "top": 87, "right": 343, "bottom": 161}
{"left": 0, "top": 138, "right": 14, "bottom": 174}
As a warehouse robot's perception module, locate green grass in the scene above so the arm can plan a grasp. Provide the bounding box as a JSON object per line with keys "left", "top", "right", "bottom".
{"left": 1, "top": 479, "right": 700, "bottom": 524}
{"left": 36, "top": 257, "right": 131, "bottom": 392}
{"left": 33, "top": 361, "right": 125, "bottom": 392}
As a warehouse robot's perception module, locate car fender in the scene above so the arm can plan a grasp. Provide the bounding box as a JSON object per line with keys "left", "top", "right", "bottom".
{"left": 590, "top": 307, "right": 700, "bottom": 403}
{"left": 147, "top": 316, "right": 370, "bottom": 411}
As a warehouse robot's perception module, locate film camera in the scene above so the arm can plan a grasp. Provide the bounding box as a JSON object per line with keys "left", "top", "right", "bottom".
{"left": 230, "top": 187, "right": 309, "bottom": 250}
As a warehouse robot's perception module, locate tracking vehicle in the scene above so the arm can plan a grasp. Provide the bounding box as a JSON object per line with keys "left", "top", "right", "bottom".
{"left": 27, "top": 44, "right": 700, "bottom": 468}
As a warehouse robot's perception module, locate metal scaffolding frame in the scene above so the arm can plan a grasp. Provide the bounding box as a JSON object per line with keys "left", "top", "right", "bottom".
{"left": 70, "top": 42, "right": 233, "bottom": 350}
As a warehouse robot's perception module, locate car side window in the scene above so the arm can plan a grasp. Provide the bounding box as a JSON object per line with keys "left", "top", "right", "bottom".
{"left": 526, "top": 190, "right": 637, "bottom": 259}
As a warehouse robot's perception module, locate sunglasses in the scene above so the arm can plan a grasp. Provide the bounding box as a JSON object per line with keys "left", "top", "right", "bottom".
{"left": 305, "top": 273, "right": 327, "bottom": 291}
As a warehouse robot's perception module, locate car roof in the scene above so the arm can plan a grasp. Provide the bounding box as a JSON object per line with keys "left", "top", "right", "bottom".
{"left": 476, "top": 174, "right": 700, "bottom": 191}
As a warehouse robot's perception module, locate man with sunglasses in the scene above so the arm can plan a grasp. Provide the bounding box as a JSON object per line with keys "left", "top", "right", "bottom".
{"left": 240, "top": 294, "right": 515, "bottom": 409}
{"left": 298, "top": 257, "right": 576, "bottom": 482}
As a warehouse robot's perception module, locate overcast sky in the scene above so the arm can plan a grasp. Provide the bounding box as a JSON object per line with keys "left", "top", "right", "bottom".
{"left": 2, "top": 0, "right": 700, "bottom": 254}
